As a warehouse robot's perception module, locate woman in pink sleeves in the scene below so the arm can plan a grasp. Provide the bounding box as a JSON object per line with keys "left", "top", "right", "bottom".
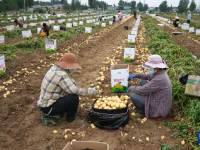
{"left": 127, "top": 55, "right": 172, "bottom": 119}
{"left": 118, "top": 11, "right": 123, "bottom": 24}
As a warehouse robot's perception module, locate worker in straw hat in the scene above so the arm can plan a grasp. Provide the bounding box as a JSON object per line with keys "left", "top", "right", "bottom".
{"left": 187, "top": 10, "right": 191, "bottom": 24}
{"left": 173, "top": 16, "right": 180, "bottom": 27}
{"left": 37, "top": 53, "right": 99, "bottom": 126}
{"left": 127, "top": 55, "right": 172, "bottom": 119}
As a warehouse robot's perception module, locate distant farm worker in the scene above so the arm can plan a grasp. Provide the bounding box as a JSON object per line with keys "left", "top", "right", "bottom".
{"left": 39, "top": 23, "right": 51, "bottom": 37}
{"left": 112, "top": 15, "right": 116, "bottom": 24}
{"left": 118, "top": 11, "right": 123, "bottom": 24}
{"left": 127, "top": 55, "right": 172, "bottom": 119}
{"left": 37, "top": 53, "right": 99, "bottom": 126}
{"left": 133, "top": 10, "right": 137, "bottom": 19}
{"left": 173, "top": 16, "right": 180, "bottom": 27}
{"left": 14, "top": 18, "right": 24, "bottom": 28}
{"left": 98, "top": 15, "right": 103, "bottom": 21}
{"left": 187, "top": 10, "right": 191, "bottom": 24}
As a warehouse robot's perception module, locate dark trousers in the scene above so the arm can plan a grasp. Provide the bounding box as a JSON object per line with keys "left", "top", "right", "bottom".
{"left": 187, "top": 20, "right": 190, "bottom": 24}
{"left": 40, "top": 94, "right": 79, "bottom": 122}
{"left": 44, "top": 30, "right": 49, "bottom": 36}
{"left": 130, "top": 80, "right": 148, "bottom": 114}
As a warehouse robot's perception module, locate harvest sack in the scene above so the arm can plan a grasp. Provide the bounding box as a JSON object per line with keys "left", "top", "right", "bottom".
{"left": 88, "top": 100, "right": 129, "bottom": 129}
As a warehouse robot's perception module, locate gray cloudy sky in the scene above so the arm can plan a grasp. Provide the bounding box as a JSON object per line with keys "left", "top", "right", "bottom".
{"left": 39, "top": 0, "right": 200, "bottom": 7}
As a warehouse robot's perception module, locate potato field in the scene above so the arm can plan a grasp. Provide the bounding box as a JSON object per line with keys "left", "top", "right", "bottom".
{"left": 0, "top": 12, "right": 200, "bottom": 150}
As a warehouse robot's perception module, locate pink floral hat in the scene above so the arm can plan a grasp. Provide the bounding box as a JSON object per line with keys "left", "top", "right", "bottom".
{"left": 142, "top": 55, "right": 169, "bottom": 69}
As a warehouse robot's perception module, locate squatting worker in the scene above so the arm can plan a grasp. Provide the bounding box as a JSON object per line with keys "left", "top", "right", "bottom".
{"left": 118, "top": 11, "right": 123, "bottom": 24}
{"left": 14, "top": 18, "right": 24, "bottom": 28}
{"left": 39, "top": 22, "right": 51, "bottom": 37}
{"left": 187, "top": 10, "right": 191, "bottom": 24}
{"left": 37, "top": 53, "right": 99, "bottom": 126}
{"left": 127, "top": 55, "right": 172, "bottom": 119}
{"left": 173, "top": 16, "right": 180, "bottom": 27}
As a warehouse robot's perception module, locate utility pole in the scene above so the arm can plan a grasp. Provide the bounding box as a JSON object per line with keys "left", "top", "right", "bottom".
{"left": 24, "top": 0, "right": 25, "bottom": 12}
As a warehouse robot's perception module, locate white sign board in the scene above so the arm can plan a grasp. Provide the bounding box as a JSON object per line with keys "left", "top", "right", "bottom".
{"left": 109, "top": 21, "right": 113, "bottom": 25}
{"left": 45, "top": 39, "right": 57, "bottom": 52}
{"left": 66, "top": 23, "right": 72, "bottom": 28}
{"left": 111, "top": 64, "right": 129, "bottom": 93}
{"left": 37, "top": 28, "right": 41, "bottom": 34}
{"left": 127, "top": 35, "right": 136, "bottom": 45}
{"left": 22, "top": 30, "right": 32, "bottom": 39}
{"left": 0, "top": 55, "right": 6, "bottom": 77}
{"left": 49, "top": 20, "right": 55, "bottom": 24}
{"left": 30, "top": 23, "right": 37, "bottom": 26}
{"left": 6, "top": 25, "right": 14, "bottom": 31}
{"left": 0, "top": 36, "right": 5, "bottom": 45}
{"left": 102, "top": 23, "right": 106, "bottom": 28}
{"left": 124, "top": 47, "right": 136, "bottom": 62}
{"left": 73, "top": 22, "right": 78, "bottom": 27}
{"left": 189, "top": 27, "right": 194, "bottom": 33}
{"left": 53, "top": 25, "right": 60, "bottom": 32}
{"left": 196, "top": 29, "right": 200, "bottom": 36}
{"left": 131, "top": 31, "right": 137, "bottom": 37}
{"left": 85, "top": 27, "right": 92, "bottom": 34}
{"left": 79, "top": 21, "right": 83, "bottom": 25}
{"left": 23, "top": 24, "right": 27, "bottom": 28}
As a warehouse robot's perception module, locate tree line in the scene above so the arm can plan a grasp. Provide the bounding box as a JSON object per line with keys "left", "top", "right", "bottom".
{"left": 159, "top": 0, "right": 197, "bottom": 13}
{"left": 0, "top": 0, "right": 34, "bottom": 12}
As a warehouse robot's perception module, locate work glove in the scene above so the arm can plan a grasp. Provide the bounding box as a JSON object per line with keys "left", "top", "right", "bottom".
{"left": 128, "top": 74, "right": 136, "bottom": 81}
{"left": 91, "top": 87, "right": 99, "bottom": 95}
{"left": 127, "top": 87, "right": 131, "bottom": 94}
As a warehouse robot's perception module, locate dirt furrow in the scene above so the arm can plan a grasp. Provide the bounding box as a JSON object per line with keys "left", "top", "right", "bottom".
{"left": 156, "top": 19, "right": 200, "bottom": 59}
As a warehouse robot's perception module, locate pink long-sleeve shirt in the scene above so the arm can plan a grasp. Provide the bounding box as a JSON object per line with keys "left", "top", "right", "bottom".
{"left": 118, "top": 12, "right": 123, "bottom": 18}
{"left": 130, "top": 70, "right": 172, "bottom": 118}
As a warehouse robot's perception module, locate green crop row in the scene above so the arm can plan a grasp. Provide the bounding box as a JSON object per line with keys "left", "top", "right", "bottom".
{"left": 144, "top": 16, "right": 200, "bottom": 149}
{"left": 161, "top": 14, "right": 200, "bottom": 28}
{"left": 0, "top": 29, "right": 79, "bottom": 60}
{"left": 0, "top": 17, "right": 113, "bottom": 60}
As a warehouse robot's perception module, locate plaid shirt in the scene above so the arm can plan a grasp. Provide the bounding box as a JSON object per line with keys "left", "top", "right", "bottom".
{"left": 130, "top": 70, "right": 172, "bottom": 118}
{"left": 37, "top": 65, "right": 94, "bottom": 108}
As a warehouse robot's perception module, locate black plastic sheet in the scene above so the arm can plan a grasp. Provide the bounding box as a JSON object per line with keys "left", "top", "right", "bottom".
{"left": 179, "top": 73, "right": 192, "bottom": 85}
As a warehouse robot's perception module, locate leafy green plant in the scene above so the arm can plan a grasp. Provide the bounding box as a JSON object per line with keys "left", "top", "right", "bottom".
{"left": 144, "top": 16, "right": 200, "bottom": 149}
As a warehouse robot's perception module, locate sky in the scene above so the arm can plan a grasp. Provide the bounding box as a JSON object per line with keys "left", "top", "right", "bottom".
{"left": 38, "top": 0, "right": 200, "bottom": 8}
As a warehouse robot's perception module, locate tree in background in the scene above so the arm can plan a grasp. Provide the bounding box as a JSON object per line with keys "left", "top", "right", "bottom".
{"left": 81, "top": 3, "right": 89, "bottom": 10}
{"left": 159, "top": 1, "right": 168, "bottom": 12}
{"left": 178, "top": 0, "right": 189, "bottom": 13}
{"left": 137, "top": 1, "right": 143, "bottom": 11}
{"left": 130, "top": 1, "right": 136, "bottom": 10}
{"left": 51, "top": 0, "right": 60, "bottom": 5}
{"left": 88, "top": 0, "right": 97, "bottom": 9}
{"left": 190, "top": 0, "right": 196, "bottom": 12}
{"left": 143, "top": 4, "right": 148, "bottom": 11}
{"left": 26, "top": 0, "right": 34, "bottom": 8}
{"left": 155, "top": 7, "right": 158, "bottom": 11}
{"left": 64, "top": 0, "right": 71, "bottom": 10}
{"left": 71, "top": 0, "right": 76, "bottom": 10}
{"left": 75, "top": 0, "right": 81, "bottom": 10}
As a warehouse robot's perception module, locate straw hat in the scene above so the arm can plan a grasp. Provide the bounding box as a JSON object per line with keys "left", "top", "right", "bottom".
{"left": 55, "top": 53, "right": 82, "bottom": 70}
{"left": 175, "top": 16, "right": 179, "bottom": 19}
{"left": 142, "top": 55, "right": 169, "bottom": 69}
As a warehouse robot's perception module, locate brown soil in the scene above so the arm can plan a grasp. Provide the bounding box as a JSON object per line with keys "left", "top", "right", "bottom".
{"left": 0, "top": 17, "right": 94, "bottom": 33}
{"left": 156, "top": 19, "right": 200, "bottom": 60}
{"left": 0, "top": 16, "right": 191, "bottom": 150}
{"left": 4, "top": 22, "right": 91, "bottom": 45}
